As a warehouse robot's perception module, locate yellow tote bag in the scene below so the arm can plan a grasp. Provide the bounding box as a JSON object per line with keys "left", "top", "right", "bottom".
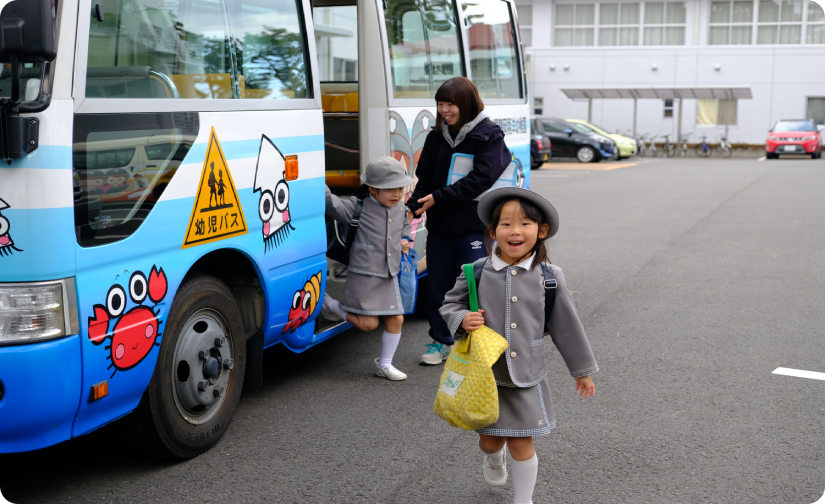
{"left": 434, "top": 264, "right": 509, "bottom": 430}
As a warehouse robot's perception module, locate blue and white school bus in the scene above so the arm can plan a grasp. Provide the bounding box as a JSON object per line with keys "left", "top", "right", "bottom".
{"left": 0, "top": 0, "right": 529, "bottom": 458}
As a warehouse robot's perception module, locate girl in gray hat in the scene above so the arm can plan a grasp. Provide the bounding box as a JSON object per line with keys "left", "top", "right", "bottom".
{"left": 323, "top": 157, "right": 415, "bottom": 381}
{"left": 440, "top": 187, "right": 598, "bottom": 504}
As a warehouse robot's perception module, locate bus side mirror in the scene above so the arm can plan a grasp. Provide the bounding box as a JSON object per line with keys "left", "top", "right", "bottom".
{"left": 0, "top": 0, "right": 56, "bottom": 63}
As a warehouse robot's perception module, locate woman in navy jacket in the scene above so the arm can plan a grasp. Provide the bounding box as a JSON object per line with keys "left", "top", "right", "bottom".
{"left": 406, "top": 76, "right": 511, "bottom": 365}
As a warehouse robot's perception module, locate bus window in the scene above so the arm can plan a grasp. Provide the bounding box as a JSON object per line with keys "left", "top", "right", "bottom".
{"left": 85, "top": 0, "right": 310, "bottom": 99}
{"left": 460, "top": 0, "right": 523, "bottom": 99}
{"left": 314, "top": 5, "right": 358, "bottom": 83}
{"left": 385, "top": 0, "right": 463, "bottom": 99}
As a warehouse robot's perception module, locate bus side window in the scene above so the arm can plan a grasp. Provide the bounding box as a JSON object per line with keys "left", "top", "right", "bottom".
{"left": 460, "top": 0, "right": 523, "bottom": 99}
{"left": 85, "top": 0, "right": 310, "bottom": 100}
{"left": 384, "top": 0, "right": 463, "bottom": 99}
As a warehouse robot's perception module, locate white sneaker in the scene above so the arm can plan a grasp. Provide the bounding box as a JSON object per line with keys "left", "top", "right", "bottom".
{"left": 482, "top": 453, "right": 508, "bottom": 487}
{"left": 374, "top": 358, "right": 407, "bottom": 381}
{"left": 322, "top": 293, "right": 342, "bottom": 322}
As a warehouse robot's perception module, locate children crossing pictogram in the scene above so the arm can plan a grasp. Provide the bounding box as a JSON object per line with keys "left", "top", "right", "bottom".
{"left": 182, "top": 127, "right": 248, "bottom": 248}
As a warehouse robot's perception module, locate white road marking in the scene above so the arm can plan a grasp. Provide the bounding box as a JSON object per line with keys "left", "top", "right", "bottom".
{"left": 757, "top": 156, "right": 767, "bottom": 161}
{"left": 772, "top": 367, "right": 825, "bottom": 381}
{"left": 532, "top": 174, "right": 570, "bottom": 177}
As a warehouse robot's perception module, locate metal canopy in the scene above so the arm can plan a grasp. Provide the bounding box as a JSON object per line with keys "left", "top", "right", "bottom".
{"left": 560, "top": 87, "right": 753, "bottom": 100}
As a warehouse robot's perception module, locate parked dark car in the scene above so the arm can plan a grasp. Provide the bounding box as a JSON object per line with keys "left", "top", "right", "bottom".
{"left": 530, "top": 117, "right": 552, "bottom": 168}
{"left": 538, "top": 116, "right": 616, "bottom": 163}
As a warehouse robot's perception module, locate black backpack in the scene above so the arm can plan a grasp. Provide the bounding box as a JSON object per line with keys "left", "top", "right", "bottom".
{"left": 469, "top": 257, "right": 557, "bottom": 334}
{"left": 326, "top": 199, "right": 364, "bottom": 265}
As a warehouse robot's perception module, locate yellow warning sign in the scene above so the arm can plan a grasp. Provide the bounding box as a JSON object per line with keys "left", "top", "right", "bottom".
{"left": 182, "top": 127, "right": 248, "bottom": 249}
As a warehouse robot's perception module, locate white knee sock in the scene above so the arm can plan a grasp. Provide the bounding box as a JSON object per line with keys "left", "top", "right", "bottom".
{"left": 379, "top": 331, "right": 401, "bottom": 368}
{"left": 324, "top": 294, "right": 349, "bottom": 320}
{"left": 479, "top": 440, "right": 506, "bottom": 465}
{"left": 511, "top": 453, "right": 538, "bottom": 504}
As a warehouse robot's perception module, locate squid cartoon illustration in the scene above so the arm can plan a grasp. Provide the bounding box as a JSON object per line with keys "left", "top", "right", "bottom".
{"left": 253, "top": 135, "right": 295, "bottom": 253}
{"left": 0, "top": 198, "right": 22, "bottom": 257}
{"left": 87, "top": 266, "right": 168, "bottom": 378}
{"left": 282, "top": 271, "right": 322, "bottom": 334}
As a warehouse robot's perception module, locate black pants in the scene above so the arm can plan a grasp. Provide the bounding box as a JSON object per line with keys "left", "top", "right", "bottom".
{"left": 426, "top": 230, "right": 488, "bottom": 345}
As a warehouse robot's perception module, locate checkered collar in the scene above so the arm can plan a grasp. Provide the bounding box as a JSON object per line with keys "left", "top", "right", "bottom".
{"left": 490, "top": 246, "right": 535, "bottom": 271}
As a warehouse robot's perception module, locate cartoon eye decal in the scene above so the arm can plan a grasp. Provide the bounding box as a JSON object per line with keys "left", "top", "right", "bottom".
{"left": 129, "top": 271, "right": 148, "bottom": 303}
{"left": 106, "top": 285, "right": 127, "bottom": 317}
{"left": 258, "top": 190, "right": 274, "bottom": 222}
{"left": 0, "top": 215, "right": 9, "bottom": 236}
{"left": 292, "top": 291, "right": 301, "bottom": 310}
{"left": 302, "top": 292, "right": 311, "bottom": 311}
{"left": 274, "top": 180, "right": 290, "bottom": 212}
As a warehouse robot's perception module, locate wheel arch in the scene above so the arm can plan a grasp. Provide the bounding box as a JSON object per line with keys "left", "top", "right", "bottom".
{"left": 182, "top": 248, "right": 265, "bottom": 342}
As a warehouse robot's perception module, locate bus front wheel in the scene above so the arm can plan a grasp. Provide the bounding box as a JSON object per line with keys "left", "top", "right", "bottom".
{"left": 129, "top": 275, "right": 247, "bottom": 459}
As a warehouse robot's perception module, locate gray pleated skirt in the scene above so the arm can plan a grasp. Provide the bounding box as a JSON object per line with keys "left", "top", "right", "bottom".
{"left": 476, "top": 378, "right": 555, "bottom": 437}
{"left": 339, "top": 271, "right": 405, "bottom": 316}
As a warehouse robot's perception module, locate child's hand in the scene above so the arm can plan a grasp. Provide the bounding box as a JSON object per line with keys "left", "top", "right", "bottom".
{"left": 461, "top": 310, "right": 485, "bottom": 332}
{"left": 406, "top": 209, "right": 414, "bottom": 223}
{"left": 574, "top": 375, "right": 595, "bottom": 398}
{"left": 401, "top": 239, "right": 410, "bottom": 254}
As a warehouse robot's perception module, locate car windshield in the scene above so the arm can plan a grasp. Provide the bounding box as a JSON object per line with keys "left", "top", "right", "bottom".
{"left": 569, "top": 123, "right": 592, "bottom": 134}
{"left": 774, "top": 121, "right": 816, "bottom": 132}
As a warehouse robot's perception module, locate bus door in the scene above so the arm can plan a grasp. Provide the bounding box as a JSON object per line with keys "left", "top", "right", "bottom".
{"left": 69, "top": 0, "right": 328, "bottom": 441}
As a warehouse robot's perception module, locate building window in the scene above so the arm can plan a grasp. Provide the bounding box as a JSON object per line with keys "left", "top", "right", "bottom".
{"left": 555, "top": 4, "right": 596, "bottom": 46}
{"left": 517, "top": 5, "right": 533, "bottom": 47}
{"left": 664, "top": 99, "right": 674, "bottom": 117}
{"left": 807, "top": 97, "right": 825, "bottom": 124}
{"left": 709, "top": 1, "right": 754, "bottom": 44}
{"left": 807, "top": 1, "right": 825, "bottom": 43}
{"left": 757, "top": 0, "right": 803, "bottom": 44}
{"left": 644, "top": 2, "right": 686, "bottom": 44}
{"left": 534, "top": 96, "right": 544, "bottom": 115}
{"left": 697, "top": 99, "right": 737, "bottom": 125}
{"left": 598, "top": 3, "right": 640, "bottom": 46}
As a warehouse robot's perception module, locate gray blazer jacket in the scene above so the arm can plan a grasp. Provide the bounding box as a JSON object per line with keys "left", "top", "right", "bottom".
{"left": 325, "top": 186, "right": 412, "bottom": 278}
{"left": 440, "top": 257, "right": 598, "bottom": 387}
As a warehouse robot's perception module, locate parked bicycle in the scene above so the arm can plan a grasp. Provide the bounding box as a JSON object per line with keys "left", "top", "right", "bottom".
{"left": 695, "top": 134, "right": 712, "bottom": 158}
{"left": 717, "top": 135, "right": 732, "bottom": 158}
{"left": 637, "top": 133, "right": 649, "bottom": 157}
{"left": 679, "top": 133, "right": 691, "bottom": 158}
{"left": 661, "top": 134, "right": 676, "bottom": 158}
{"left": 646, "top": 134, "right": 658, "bottom": 157}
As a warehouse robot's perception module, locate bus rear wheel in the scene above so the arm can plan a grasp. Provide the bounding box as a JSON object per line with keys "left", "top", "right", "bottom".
{"left": 129, "top": 275, "right": 246, "bottom": 459}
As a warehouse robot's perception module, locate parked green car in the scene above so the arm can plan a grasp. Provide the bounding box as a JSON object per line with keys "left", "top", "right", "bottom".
{"left": 567, "top": 119, "right": 638, "bottom": 159}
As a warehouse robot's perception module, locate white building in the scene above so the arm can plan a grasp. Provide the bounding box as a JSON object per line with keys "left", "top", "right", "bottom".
{"left": 516, "top": 0, "right": 825, "bottom": 144}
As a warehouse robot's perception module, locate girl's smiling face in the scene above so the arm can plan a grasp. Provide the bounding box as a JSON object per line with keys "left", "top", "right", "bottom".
{"left": 489, "top": 200, "right": 549, "bottom": 265}
{"left": 370, "top": 186, "right": 405, "bottom": 208}
{"left": 437, "top": 101, "right": 460, "bottom": 127}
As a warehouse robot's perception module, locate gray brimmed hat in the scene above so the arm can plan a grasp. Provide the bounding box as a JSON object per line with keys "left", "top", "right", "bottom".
{"left": 361, "top": 156, "right": 414, "bottom": 189}
{"left": 477, "top": 187, "right": 559, "bottom": 238}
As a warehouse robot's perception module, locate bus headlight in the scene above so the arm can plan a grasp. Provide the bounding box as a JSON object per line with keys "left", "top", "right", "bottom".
{"left": 0, "top": 279, "right": 79, "bottom": 344}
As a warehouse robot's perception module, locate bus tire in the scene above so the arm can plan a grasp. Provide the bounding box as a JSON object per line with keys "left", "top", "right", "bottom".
{"left": 129, "top": 275, "right": 246, "bottom": 460}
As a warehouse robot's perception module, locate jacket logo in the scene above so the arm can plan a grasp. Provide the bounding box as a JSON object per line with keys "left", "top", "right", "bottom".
{"left": 538, "top": 419, "right": 544, "bottom": 426}
{"left": 470, "top": 241, "right": 483, "bottom": 249}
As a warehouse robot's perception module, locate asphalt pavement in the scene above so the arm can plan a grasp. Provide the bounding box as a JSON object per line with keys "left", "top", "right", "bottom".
{"left": 2, "top": 156, "right": 824, "bottom": 504}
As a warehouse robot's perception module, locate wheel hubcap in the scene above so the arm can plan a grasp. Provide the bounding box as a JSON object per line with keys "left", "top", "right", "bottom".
{"left": 578, "top": 148, "right": 594, "bottom": 162}
{"left": 172, "top": 309, "right": 233, "bottom": 425}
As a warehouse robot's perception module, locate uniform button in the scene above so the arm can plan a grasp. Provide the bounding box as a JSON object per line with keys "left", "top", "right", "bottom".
{"left": 511, "top": 323, "right": 517, "bottom": 329}
{"left": 389, "top": 218, "right": 392, "bottom": 223}
{"left": 511, "top": 351, "right": 517, "bottom": 358}
{"left": 388, "top": 253, "right": 391, "bottom": 257}
{"left": 511, "top": 296, "right": 518, "bottom": 302}
{"left": 388, "top": 236, "right": 392, "bottom": 240}
{"left": 511, "top": 270, "right": 517, "bottom": 276}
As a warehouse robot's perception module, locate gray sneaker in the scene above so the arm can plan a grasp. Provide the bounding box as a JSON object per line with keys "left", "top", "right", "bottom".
{"left": 420, "top": 342, "right": 452, "bottom": 365}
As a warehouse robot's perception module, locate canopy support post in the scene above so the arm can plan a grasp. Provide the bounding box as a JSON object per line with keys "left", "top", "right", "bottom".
{"left": 632, "top": 97, "right": 637, "bottom": 137}
{"left": 677, "top": 98, "right": 683, "bottom": 144}
{"left": 588, "top": 98, "right": 592, "bottom": 123}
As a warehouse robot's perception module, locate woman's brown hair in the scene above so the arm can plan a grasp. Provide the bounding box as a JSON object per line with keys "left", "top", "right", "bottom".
{"left": 435, "top": 77, "right": 485, "bottom": 132}
{"left": 484, "top": 197, "right": 550, "bottom": 270}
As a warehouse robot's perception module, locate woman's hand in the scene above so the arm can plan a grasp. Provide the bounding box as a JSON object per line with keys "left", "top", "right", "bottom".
{"left": 461, "top": 310, "right": 485, "bottom": 332}
{"left": 414, "top": 194, "right": 435, "bottom": 216}
{"left": 401, "top": 239, "right": 410, "bottom": 254}
{"left": 574, "top": 375, "right": 595, "bottom": 398}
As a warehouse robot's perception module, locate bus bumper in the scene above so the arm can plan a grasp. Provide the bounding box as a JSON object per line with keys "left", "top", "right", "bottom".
{"left": 0, "top": 336, "right": 82, "bottom": 453}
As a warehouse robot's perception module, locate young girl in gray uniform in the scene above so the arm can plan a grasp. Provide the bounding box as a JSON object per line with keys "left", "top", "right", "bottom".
{"left": 323, "top": 157, "right": 414, "bottom": 381}
{"left": 440, "top": 187, "right": 598, "bottom": 504}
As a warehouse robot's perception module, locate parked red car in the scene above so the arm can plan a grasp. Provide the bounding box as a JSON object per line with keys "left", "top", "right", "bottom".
{"left": 766, "top": 119, "right": 822, "bottom": 159}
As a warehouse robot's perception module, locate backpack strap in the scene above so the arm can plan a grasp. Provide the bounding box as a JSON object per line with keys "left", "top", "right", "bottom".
{"left": 344, "top": 199, "right": 364, "bottom": 252}
{"left": 540, "top": 263, "right": 557, "bottom": 333}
